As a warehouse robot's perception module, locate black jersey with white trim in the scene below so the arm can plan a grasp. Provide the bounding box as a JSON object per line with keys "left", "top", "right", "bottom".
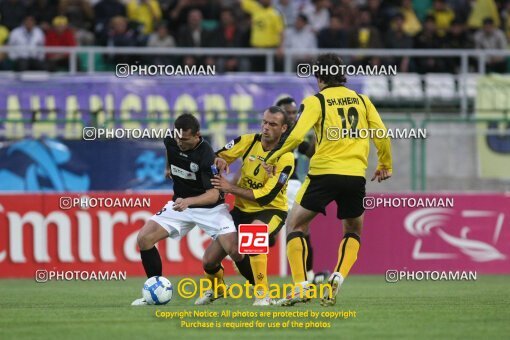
{"left": 164, "top": 136, "right": 224, "bottom": 208}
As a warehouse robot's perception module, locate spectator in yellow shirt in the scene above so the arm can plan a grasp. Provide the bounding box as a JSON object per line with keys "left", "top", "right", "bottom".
{"left": 0, "top": 20, "right": 8, "bottom": 69}
{"left": 241, "top": 0, "right": 284, "bottom": 48}
{"left": 401, "top": 0, "right": 421, "bottom": 36}
{"left": 0, "top": 23, "right": 8, "bottom": 45}
{"left": 428, "top": 0, "right": 455, "bottom": 37}
{"left": 241, "top": 0, "right": 284, "bottom": 72}
{"left": 127, "top": 0, "right": 162, "bottom": 34}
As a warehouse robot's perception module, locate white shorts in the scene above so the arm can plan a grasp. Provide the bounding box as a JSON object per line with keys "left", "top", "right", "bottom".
{"left": 287, "top": 179, "right": 302, "bottom": 210}
{"left": 150, "top": 201, "right": 237, "bottom": 240}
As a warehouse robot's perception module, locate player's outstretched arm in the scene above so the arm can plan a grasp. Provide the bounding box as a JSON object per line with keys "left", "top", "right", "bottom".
{"left": 371, "top": 169, "right": 392, "bottom": 183}
{"left": 172, "top": 189, "right": 220, "bottom": 211}
{"left": 211, "top": 175, "right": 255, "bottom": 201}
{"left": 254, "top": 153, "right": 294, "bottom": 205}
{"left": 364, "top": 95, "right": 393, "bottom": 180}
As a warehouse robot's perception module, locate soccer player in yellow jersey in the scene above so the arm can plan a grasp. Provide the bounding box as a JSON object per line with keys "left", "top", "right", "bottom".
{"left": 196, "top": 106, "right": 294, "bottom": 306}
{"left": 264, "top": 53, "right": 393, "bottom": 306}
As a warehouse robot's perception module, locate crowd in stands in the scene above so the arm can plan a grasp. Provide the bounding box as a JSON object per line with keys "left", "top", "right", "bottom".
{"left": 0, "top": 0, "right": 509, "bottom": 73}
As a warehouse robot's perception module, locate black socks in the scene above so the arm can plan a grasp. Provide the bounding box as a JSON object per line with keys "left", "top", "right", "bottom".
{"left": 140, "top": 246, "right": 162, "bottom": 277}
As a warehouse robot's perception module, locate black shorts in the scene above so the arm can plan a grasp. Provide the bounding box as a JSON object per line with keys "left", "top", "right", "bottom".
{"left": 230, "top": 207, "right": 287, "bottom": 247}
{"left": 296, "top": 174, "right": 366, "bottom": 219}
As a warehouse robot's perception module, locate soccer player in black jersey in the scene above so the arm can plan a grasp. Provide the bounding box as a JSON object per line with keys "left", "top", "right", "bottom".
{"left": 131, "top": 114, "right": 253, "bottom": 305}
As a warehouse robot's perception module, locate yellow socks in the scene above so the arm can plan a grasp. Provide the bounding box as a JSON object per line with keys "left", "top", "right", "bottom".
{"left": 334, "top": 233, "right": 361, "bottom": 278}
{"left": 204, "top": 264, "right": 226, "bottom": 294}
{"left": 286, "top": 232, "right": 309, "bottom": 283}
{"left": 249, "top": 254, "right": 268, "bottom": 289}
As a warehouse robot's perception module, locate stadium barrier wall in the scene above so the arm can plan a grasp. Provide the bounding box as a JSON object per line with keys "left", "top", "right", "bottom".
{"left": 311, "top": 193, "right": 510, "bottom": 275}
{"left": 1, "top": 193, "right": 509, "bottom": 278}
{"left": 0, "top": 74, "right": 361, "bottom": 141}
{"left": 0, "top": 193, "right": 282, "bottom": 278}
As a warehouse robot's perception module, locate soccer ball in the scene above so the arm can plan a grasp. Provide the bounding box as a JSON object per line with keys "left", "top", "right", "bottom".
{"left": 142, "top": 276, "right": 173, "bottom": 305}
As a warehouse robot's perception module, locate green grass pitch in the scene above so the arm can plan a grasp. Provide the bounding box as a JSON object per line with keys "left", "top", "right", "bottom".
{"left": 1, "top": 275, "right": 509, "bottom": 339}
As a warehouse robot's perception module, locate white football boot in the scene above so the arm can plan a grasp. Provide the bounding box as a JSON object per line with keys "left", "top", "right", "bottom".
{"left": 131, "top": 297, "right": 148, "bottom": 306}
{"left": 253, "top": 290, "right": 274, "bottom": 306}
{"left": 194, "top": 286, "right": 228, "bottom": 305}
{"left": 307, "top": 270, "right": 315, "bottom": 282}
{"left": 320, "top": 272, "right": 344, "bottom": 307}
{"left": 276, "top": 282, "right": 311, "bottom": 306}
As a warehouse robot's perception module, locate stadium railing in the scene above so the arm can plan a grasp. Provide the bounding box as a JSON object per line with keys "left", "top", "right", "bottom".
{"left": 0, "top": 46, "right": 507, "bottom": 74}
{"left": 0, "top": 46, "right": 509, "bottom": 116}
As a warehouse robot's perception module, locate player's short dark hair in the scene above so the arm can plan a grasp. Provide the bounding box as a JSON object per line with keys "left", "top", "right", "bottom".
{"left": 275, "top": 97, "right": 296, "bottom": 107}
{"left": 266, "top": 106, "right": 290, "bottom": 127}
{"left": 175, "top": 113, "right": 200, "bottom": 135}
{"left": 313, "top": 53, "right": 347, "bottom": 86}
{"left": 297, "top": 14, "right": 308, "bottom": 24}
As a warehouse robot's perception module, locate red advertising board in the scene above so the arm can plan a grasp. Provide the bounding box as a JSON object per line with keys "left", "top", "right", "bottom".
{"left": 0, "top": 193, "right": 281, "bottom": 278}
{"left": 3, "top": 193, "right": 509, "bottom": 278}
{"left": 310, "top": 193, "right": 510, "bottom": 274}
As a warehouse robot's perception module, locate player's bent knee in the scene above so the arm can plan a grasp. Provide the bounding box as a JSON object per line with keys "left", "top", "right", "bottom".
{"left": 137, "top": 231, "right": 157, "bottom": 251}
{"left": 136, "top": 232, "right": 152, "bottom": 250}
{"left": 137, "top": 220, "right": 166, "bottom": 250}
{"left": 343, "top": 217, "right": 363, "bottom": 235}
{"left": 202, "top": 248, "right": 219, "bottom": 267}
{"left": 285, "top": 222, "right": 306, "bottom": 235}
{"left": 202, "top": 258, "right": 220, "bottom": 272}
{"left": 202, "top": 250, "right": 226, "bottom": 272}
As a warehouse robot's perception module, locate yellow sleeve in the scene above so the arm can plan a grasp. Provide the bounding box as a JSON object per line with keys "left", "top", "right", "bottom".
{"left": 241, "top": 0, "right": 261, "bottom": 15}
{"left": 216, "top": 134, "right": 257, "bottom": 164}
{"left": 0, "top": 26, "right": 9, "bottom": 45}
{"left": 362, "top": 95, "right": 393, "bottom": 172}
{"left": 274, "top": 12, "right": 284, "bottom": 34}
{"left": 265, "top": 95, "right": 321, "bottom": 164}
{"left": 150, "top": 0, "right": 162, "bottom": 20}
{"left": 253, "top": 152, "right": 294, "bottom": 206}
{"left": 127, "top": 1, "right": 137, "bottom": 20}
